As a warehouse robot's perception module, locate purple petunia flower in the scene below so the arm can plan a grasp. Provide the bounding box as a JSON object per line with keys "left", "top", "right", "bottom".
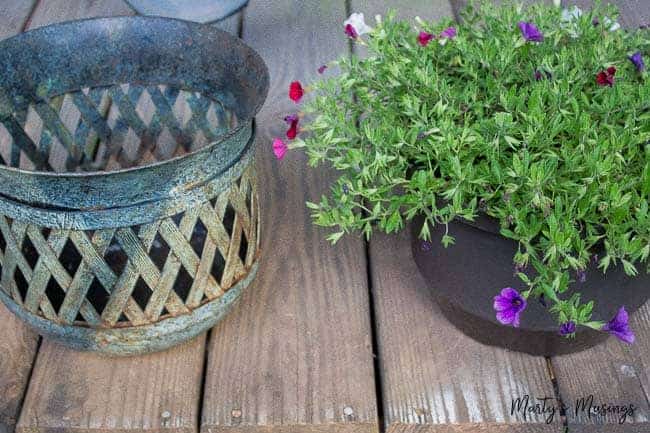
{"left": 576, "top": 268, "right": 587, "bottom": 283}
{"left": 318, "top": 65, "right": 328, "bottom": 74}
{"left": 284, "top": 114, "right": 299, "bottom": 124}
{"left": 629, "top": 52, "right": 645, "bottom": 72}
{"left": 440, "top": 26, "right": 457, "bottom": 39}
{"left": 420, "top": 240, "right": 432, "bottom": 252}
{"left": 591, "top": 254, "right": 599, "bottom": 265}
{"left": 494, "top": 287, "right": 527, "bottom": 327}
{"left": 534, "top": 70, "right": 543, "bottom": 81}
{"left": 559, "top": 321, "right": 576, "bottom": 336}
{"left": 602, "top": 306, "right": 635, "bottom": 344}
{"left": 518, "top": 21, "right": 544, "bottom": 42}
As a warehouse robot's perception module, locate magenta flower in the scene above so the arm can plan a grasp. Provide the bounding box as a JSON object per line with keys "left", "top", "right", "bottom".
{"left": 417, "top": 31, "right": 435, "bottom": 47}
{"left": 559, "top": 321, "right": 576, "bottom": 336}
{"left": 344, "top": 13, "right": 372, "bottom": 39}
{"left": 602, "top": 306, "right": 635, "bottom": 344}
{"left": 629, "top": 52, "right": 645, "bottom": 72}
{"left": 518, "top": 22, "right": 544, "bottom": 42}
{"left": 318, "top": 65, "right": 328, "bottom": 74}
{"left": 345, "top": 24, "right": 358, "bottom": 39}
{"left": 493, "top": 287, "right": 527, "bottom": 327}
{"left": 440, "top": 26, "right": 457, "bottom": 39}
{"left": 273, "top": 138, "right": 288, "bottom": 160}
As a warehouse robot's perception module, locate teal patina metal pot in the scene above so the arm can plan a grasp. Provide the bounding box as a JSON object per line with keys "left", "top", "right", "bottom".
{"left": 0, "top": 17, "right": 269, "bottom": 355}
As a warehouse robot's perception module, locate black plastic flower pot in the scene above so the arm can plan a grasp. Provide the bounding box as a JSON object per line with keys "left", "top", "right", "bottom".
{"left": 410, "top": 214, "right": 650, "bottom": 356}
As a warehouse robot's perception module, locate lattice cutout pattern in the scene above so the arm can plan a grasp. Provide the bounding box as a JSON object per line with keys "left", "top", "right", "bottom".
{"left": 0, "top": 84, "right": 237, "bottom": 172}
{"left": 0, "top": 167, "right": 259, "bottom": 327}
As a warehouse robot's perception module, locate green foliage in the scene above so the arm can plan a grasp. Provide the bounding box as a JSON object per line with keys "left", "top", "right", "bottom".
{"left": 300, "top": 1, "right": 650, "bottom": 329}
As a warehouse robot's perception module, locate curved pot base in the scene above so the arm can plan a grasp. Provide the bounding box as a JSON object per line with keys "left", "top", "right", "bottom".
{"left": 411, "top": 218, "right": 649, "bottom": 356}
{"left": 0, "top": 263, "right": 258, "bottom": 357}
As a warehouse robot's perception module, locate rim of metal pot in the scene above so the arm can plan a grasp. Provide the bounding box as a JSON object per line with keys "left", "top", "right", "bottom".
{"left": 0, "top": 16, "right": 269, "bottom": 223}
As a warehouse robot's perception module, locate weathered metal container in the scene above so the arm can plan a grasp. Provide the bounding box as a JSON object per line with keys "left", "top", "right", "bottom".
{"left": 0, "top": 17, "right": 269, "bottom": 355}
{"left": 124, "top": 0, "right": 249, "bottom": 24}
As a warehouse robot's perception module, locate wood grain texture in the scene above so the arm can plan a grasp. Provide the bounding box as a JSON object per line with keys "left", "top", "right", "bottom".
{"left": 0, "top": 3, "right": 40, "bottom": 433}
{"left": 18, "top": 337, "right": 205, "bottom": 433}
{"left": 200, "top": 1, "right": 378, "bottom": 433}
{"left": 15, "top": 1, "right": 216, "bottom": 432}
{"left": 0, "top": 304, "right": 38, "bottom": 433}
{"left": 367, "top": 231, "right": 562, "bottom": 433}
{"left": 25, "top": 0, "right": 133, "bottom": 28}
{"left": 0, "top": 0, "right": 36, "bottom": 39}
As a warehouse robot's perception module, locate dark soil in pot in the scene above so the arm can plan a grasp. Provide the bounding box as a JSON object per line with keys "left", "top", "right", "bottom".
{"left": 410, "top": 214, "right": 650, "bottom": 356}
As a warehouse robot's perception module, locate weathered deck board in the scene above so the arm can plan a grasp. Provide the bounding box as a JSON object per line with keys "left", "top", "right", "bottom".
{"left": 0, "top": 304, "right": 38, "bottom": 433}
{"left": 354, "top": 1, "right": 560, "bottom": 431}
{"left": 0, "top": 0, "right": 36, "bottom": 39}
{"left": 0, "top": 3, "right": 41, "bottom": 433}
{"left": 14, "top": 2, "right": 210, "bottom": 433}
{"left": 544, "top": 2, "right": 650, "bottom": 432}
{"left": 18, "top": 338, "right": 205, "bottom": 433}
{"left": 200, "top": 1, "right": 378, "bottom": 433}
{"left": 367, "top": 231, "right": 562, "bottom": 433}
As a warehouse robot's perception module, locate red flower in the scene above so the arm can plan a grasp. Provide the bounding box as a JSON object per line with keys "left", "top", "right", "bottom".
{"left": 286, "top": 117, "right": 299, "bottom": 139}
{"left": 289, "top": 81, "right": 304, "bottom": 103}
{"left": 596, "top": 66, "right": 616, "bottom": 87}
{"left": 417, "top": 31, "right": 435, "bottom": 47}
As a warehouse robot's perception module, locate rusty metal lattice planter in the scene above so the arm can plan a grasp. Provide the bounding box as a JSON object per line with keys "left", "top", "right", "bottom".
{"left": 0, "top": 17, "right": 269, "bottom": 355}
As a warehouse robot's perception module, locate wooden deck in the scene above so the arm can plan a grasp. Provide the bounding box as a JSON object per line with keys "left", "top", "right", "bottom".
{"left": 0, "top": 1, "right": 648, "bottom": 433}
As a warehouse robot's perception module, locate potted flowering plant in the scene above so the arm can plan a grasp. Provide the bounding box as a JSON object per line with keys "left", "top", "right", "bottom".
{"left": 273, "top": 1, "right": 650, "bottom": 355}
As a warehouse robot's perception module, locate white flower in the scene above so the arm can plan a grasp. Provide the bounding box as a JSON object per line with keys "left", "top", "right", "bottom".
{"left": 560, "top": 6, "right": 582, "bottom": 38}
{"left": 604, "top": 16, "right": 621, "bottom": 31}
{"left": 561, "top": 6, "right": 582, "bottom": 23}
{"left": 344, "top": 13, "right": 373, "bottom": 37}
{"left": 553, "top": 0, "right": 561, "bottom": 7}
